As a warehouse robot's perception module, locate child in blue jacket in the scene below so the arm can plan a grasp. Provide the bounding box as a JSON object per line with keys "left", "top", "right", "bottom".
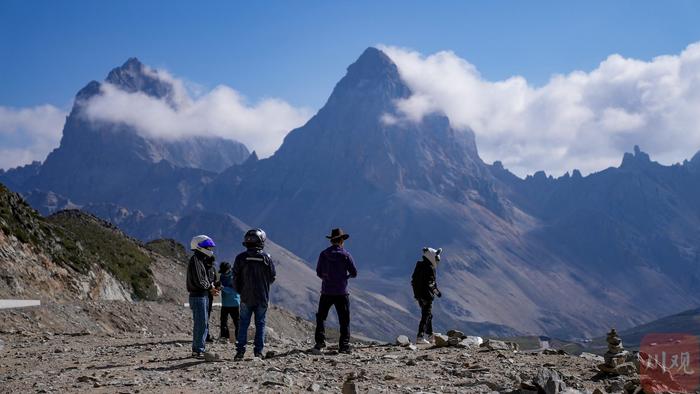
{"left": 219, "top": 262, "right": 240, "bottom": 342}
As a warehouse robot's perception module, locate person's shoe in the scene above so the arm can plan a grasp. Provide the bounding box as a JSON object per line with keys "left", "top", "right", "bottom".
{"left": 254, "top": 352, "right": 264, "bottom": 359}
{"left": 416, "top": 335, "right": 430, "bottom": 345}
{"left": 339, "top": 347, "right": 352, "bottom": 354}
{"left": 191, "top": 351, "right": 204, "bottom": 359}
{"left": 234, "top": 352, "right": 244, "bottom": 361}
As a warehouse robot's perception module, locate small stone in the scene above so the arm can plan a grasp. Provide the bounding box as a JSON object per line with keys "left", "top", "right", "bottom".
{"left": 406, "top": 359, "right": 417, "bottom": 366}
{"left": 174, "top": 343, "right": 183, "bottom": 348}
{"left": 203, "top": 352, "right": 220, "bottom": 362}
{"left": 307, "top": 383, "right": 321, "bottom": 392}
{"left": 396, "top": 335, "right": 411, "bottom": 347}
{"left": 342, "top": 380, "right": 357, "bottom": 394}
{"left": 446, "top": 330, "right": 465, "bottom": 339}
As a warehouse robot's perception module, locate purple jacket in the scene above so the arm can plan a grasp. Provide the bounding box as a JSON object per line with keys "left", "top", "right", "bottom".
{"left": 316, "top": 245, "right": 358, "bottom": 295}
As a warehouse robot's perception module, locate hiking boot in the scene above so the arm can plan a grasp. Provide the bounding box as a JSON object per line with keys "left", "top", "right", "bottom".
{"left": 191, "top": 351, "right": 204, "bottom": 359}
{"left": 416, "top": 336, "right": 430, "bottom": 345}
{"left": 254, "top": 352, "right": 264, "bottom": 359}
{"left": 339, "top": 347, "right": 352, "bottom": 355}
{"left": 234, "top": 352, "right": 244, "bottom": 361}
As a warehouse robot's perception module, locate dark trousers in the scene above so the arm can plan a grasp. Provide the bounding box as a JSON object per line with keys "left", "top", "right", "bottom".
{"left": 314, "top": 294, "right": 350, "bottom": 350}
{"left": 220, "top": 306, "right": 240, "bottom": 339}
{"left": 417, "top": 298, "right": 433, "bottom": 337}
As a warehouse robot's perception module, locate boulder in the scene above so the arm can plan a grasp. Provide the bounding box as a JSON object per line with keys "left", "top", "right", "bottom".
{"left": 395, "top": 335, "right": 410, "bottom": 347}
{"left": 434, "top": 334, "right": 450, "bottom": 347}
{"left": 457, "top": 336, "right": 483, "bottom": 348}
{"left": 533, "top": 368, "right": 566, "bottom": 394}
{"left": 446, "top": 330, "right": 465, "bottom": 339}
{"left": 579, "top": 352, "right": 604, "bottom": 362}
{"left": 480, "top": 339, "right": 517, "bottom": 351}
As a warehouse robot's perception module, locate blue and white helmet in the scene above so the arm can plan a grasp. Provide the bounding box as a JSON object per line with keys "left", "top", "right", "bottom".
{"left": 191, "top": 235, "right": 216, "bottom": 257}
{"left": 423, "top": 247, "right": 442, "bottom": 268}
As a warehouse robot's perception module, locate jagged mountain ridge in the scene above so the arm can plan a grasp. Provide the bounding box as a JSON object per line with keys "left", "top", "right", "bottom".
{"left": 1, "top": 49, "right": 699, "bottom": 340}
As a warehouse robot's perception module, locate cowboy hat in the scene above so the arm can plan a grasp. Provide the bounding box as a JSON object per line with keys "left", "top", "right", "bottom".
{"left": 326, "top": 228, "right": 350, "bottom": 241}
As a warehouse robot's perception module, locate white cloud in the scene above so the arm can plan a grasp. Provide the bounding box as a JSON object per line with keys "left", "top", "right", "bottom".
{"left": 83, "top": 72, "right": 312, "bottom": 158}
{"left": 0, "top": 105, "right": 66, "bottom": 170}
{"left": 380, "top": 43, "right": 700, "bottom": 176}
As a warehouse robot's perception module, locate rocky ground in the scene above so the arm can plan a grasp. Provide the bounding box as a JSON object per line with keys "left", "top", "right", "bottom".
{"left": 0, "top": 301, "right": 663, "bottom": 394}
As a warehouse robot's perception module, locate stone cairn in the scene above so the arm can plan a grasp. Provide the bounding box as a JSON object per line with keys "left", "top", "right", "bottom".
{"left": 598, "top": 328, "right": 634, "bottom": 375}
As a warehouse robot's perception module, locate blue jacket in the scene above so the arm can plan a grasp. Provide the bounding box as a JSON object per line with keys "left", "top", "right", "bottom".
{"left": 220, "top": 271, "right": 240, "bottom": 307}
{"left": 316, "top": 245, "right": 358, "bottom": 295}
{"left": 232, "top": 248, "right": 276, "bottom": 307}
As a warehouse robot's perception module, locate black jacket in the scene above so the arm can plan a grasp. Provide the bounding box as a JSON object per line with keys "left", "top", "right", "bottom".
{"left": 411, "top": 257, "right": 439, "bottom": 300}
{"left": 187, "top": 251, "right": 214, "bottom": 296}
{"left": 232, "top": 248, "right": 276, "bottom": 307}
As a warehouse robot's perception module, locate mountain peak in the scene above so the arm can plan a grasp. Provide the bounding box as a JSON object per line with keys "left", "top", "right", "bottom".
{"left": 323, "top": 47, "right": 411, "bottom": 114}
{"left": 621, "top": 145, "right": 651, "bottom": 168}
{"left": 347, "top": 47, "right": 397, "bottom": 78}
{"left": 105, "top": 57, "right": 175, "bottom": 102}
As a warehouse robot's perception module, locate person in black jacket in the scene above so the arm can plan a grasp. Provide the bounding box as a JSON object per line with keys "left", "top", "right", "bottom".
{"left": 411, "top": 247, "right": 442, "bottom": 344}
{"left": 186, "top": 235, "right": 219, "bottom": 358}
{"left": 233, "top": 228, "right": 276, "bottom": 360}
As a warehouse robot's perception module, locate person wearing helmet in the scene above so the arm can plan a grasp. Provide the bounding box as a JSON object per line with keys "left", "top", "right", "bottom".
{"left": 186, "top": 235, "right": 219, "bottom": 358}
{"left": 411, "top": 247, "right": 442, "bottom": 345}
{"left": 232, "top": 228, "right": 276, "bottom": 361}
{"left": 218, "top": 261, "right": 240, "bottom": 342}
{"left": 313, "top": 228, "right": 358, "bottom": 354}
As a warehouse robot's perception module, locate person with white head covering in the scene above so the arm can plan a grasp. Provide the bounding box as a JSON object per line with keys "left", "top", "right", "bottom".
{"left": 411, "top": 247, "right": 442, "bottom": 344}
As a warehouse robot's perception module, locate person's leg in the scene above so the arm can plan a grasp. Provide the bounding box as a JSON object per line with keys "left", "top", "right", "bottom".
{"left": 220, "top": 306, "right": 230, "bottom": 339}
{"left": 336, "top": 295, "right": 351, "bottom": 351}
{"left": 190, "top": 295, "right": 207, "bottom": 353}
{"left": 314, "top": 294, "right": 333, "bottom": 349}
{"left": 425, "top": 299, "right": 433, "bottom": 337}
{"left": 417, "top": 298, "right": 429, "bottom": 338}
{"left": 236, "top": 303, "right": 253, "bottom": 355}
{"left": 232, "top": 306, "right": 240, "bottom": 339}
{"left": 253, "top": 304, "right": 268, "bottom": 355}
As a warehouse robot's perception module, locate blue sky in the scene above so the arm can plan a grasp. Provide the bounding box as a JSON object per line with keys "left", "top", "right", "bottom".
{"left": 2, "top": 1, "right": 700, "bottom": 174}
{"left": 2, "top": 1, "right": 699, "bottom": 109}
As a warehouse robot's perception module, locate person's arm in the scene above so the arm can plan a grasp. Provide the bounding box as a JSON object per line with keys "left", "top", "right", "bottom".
{"left": 269, "top": 257, "right": 276, "bottom": 284}
{"left": 346, "top": 252, "right": 358, "bottom": 279}
{"left": 195, "top": 259, "right": 211, "bottom": 291}
{"left": 316, "top": 253, "right": 326, "bottom": 279}
{"left": 232, "top": 257, "right": 243, "bottom": 293}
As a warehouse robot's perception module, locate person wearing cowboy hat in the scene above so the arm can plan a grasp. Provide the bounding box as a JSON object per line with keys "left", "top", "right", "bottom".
{"left": 313, "top": 228, "right": 358, "bottom": 354}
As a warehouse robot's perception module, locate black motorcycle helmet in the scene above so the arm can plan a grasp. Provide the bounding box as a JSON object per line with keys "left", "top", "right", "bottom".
{"left": 219, "top": 261, "right": 231, "bottom": 274}
{"left": 242, "top": 228, "right": 266, "bottom": 249}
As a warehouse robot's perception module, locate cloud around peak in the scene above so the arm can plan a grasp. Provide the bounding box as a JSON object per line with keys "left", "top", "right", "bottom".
{"left": 380, "top": 43, "right": 700, "bottom": 176}
{"left": 82, "top": 65, "right": 312, "bottom": 159}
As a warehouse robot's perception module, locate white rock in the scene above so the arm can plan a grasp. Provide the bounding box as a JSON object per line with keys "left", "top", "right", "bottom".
{"left": 396, "top": 335, "right": 411, "bottom": 347}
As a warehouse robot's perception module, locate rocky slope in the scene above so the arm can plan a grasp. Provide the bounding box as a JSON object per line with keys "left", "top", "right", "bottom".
{"left": 0, "top": 183, "right": 182, "bottom": 302}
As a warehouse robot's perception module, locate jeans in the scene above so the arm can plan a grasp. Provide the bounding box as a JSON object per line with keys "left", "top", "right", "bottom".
{"left": 236, "top": 303, "right": 268, "bottom": 355}
{"left": 206, "top": 293, "right": 214, "bottom": 340}
{"left": 416, "top": 298, "right": 433, "bottom": 337}
{"left": 220, "top": 306, "right": 240, "bottom": 339}
{"left": 189, "top": 295, "right": 209, "bottom": 353}
{"left": 314, "top": 294, "right": 350, "bottom": 350}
